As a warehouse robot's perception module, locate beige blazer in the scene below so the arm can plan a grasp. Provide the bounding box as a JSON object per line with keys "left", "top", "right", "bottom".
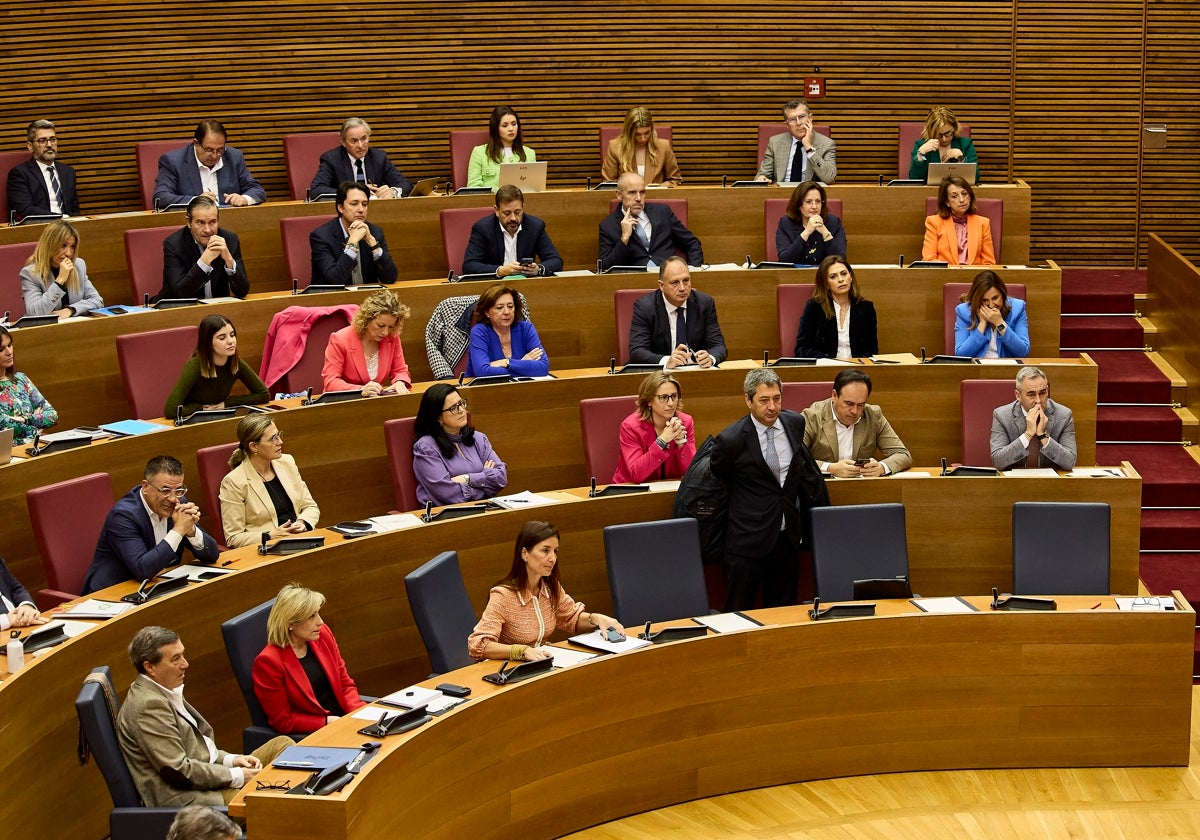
{"left": 602, "top": 136, "right": 683, "bottom": 186}
{"left": 219, "top": 454, "right": 320, "bottom": 548}
{"left": 801, "top": 398, "right": 912, "bottom": 475}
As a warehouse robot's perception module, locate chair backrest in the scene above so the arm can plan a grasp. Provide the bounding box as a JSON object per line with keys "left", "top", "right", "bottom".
{"left": 943, "top": 282, "right": 1025, "bottom": 354}
{"left": 383, "top": 417, "right": 419, "bottom": 512}
{"left": 960, "top": 379, "right": 1017, "bottom": 466}
{"left": 220, "top": 599, "right": 276, "bottom": 728}
{"left": 75, "top": 666, "right": 142, "bottom": 808}
{"left": 273, "top": 309, "right": 351, "bottom": 394}
{"left": 123, "top": 225, "right": 177, "bottom": 304}
{"left": 440, "top": 206, "right": 494, "bottom": 276}
{"left": 603, "top": 518, "right": 709, "bottom": 625}
{"left": 196, "top": 443, "right": 238, "bottom": 548}
{"left": 898, "top": 122, "right": 971, "bottom": 179}
{"left": 756, "top": 123, "right": 833, "bottom": 166}
{"left": 282, "top": 131, "right": 339, "bottom": 201}
{"left": 27, "top": 471, "right": 112, "bottom": 605}
{"left": 404, "top": 551, "right": 478, "bottom": 674}
{"left": 0, "top": 241, "right": 37, "bottom": 319}
{"left": 781, "top": 381, "right": 834, "bottom": 414}
{"left": 280, "top": 215, "right": 334, "bottom": 290}
{"left": 924, "top": 195, "right": 1002, "bottom": 263}
{"left": 599, "top": 125, "right": 673, "bottom": 168}
{"left": 775, "top": 283, "right": 815, "bottom": 357}
{"left": 614, "top": 288, "right": 653, "bottom": 364}
{"left": 763, "top": 198, "right": 843, "bottom": 263}
{"left": 607, "top": 197, "right": 688, "bottom": 227}
{"left": 449, "top": 129, "right": 490, "bottom": 191}
{"left": 135, "top": 140, "right": 182, "bottom": 210}
{"left": 811, "top": 503, "right": 910, "bottom": 602}
{"left": 0, "top": 150, "right": 30, "bottom": 222}
{"left": 1012, "top": 502, "right": 1111, "bottom": 595}
{"left": 579, "top": 396, "right": 638, "bottom": 482}
{"left": 115, "top": 324, "right": 198, "bottom": 419}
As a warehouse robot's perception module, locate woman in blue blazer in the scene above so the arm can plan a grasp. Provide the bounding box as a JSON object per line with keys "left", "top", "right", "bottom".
{"left": 954, "top": 270, "right": 1030, "bottom": 358}
{"left": 465, "top": 284, "right": 550, "bottom": 378}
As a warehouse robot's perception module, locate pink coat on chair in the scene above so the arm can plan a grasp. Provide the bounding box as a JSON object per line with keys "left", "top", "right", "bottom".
{"left": 258, "top": 304, "right": 359, "bottom": 389}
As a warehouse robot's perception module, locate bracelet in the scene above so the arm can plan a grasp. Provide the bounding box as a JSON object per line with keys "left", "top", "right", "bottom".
{"left": 509, "top": 644, "right": 526, "bottom": 661}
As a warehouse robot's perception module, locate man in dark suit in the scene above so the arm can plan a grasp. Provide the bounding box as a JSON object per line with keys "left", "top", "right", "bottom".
{"left": 628, "top": 257, "right": 726, "bottom": 368}
{"left": 82, "top": 456, "right": 219, "bottom": 594}
{"left": 159, "top": 195, "right": 249, "bottom": 300}
{"left": 462, "top": 183, "right": 563, "bottom": 277}
{"left": 153, "top": 119, "right": 266, "bottom": 209}
{"left": 6, "top": 119, "right": 80, "bottom": 220}
{"left": 0, "top": 555, "right": 45, "bottom": 632}
{"left": 990, "top": 365, "right": 1077, "bottom": 471}
{"left": 598, "top": 173, "right": 703, "bottom": 270}
{"left": 309, "top": 117, "right": 414, "bottom": 199}
{"left": 755, "top": 98, "right": 838, "bottom": 184}
{"left": 711, "top": 368, "right": 829, "bottom": 610}
{"left": 309, "top": 180, "right": 399, "bottom": 286}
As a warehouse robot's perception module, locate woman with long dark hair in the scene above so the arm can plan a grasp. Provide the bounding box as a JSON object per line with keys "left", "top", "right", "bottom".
{"left": 164, "top": 314, "right": 268, "bottom": 417}
{"left": 466, "top": 105, "right": 536, "bottom": 189}
{"left": 411, "top": 383, "right": 507, "bottom": 505}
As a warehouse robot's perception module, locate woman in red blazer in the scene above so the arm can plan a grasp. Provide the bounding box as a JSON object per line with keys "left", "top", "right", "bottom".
{"left": 320, "top": 289, "right": 412, "bottom": 395}
{"left": 252, "top": 584, "right": 365, "bottom": 736}
{"left": 922, "top": 175, "right": 995, "bottom": 266}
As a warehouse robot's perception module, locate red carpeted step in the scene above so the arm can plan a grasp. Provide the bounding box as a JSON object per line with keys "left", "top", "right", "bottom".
{"left": 1061, "top": 291, "right": 1135, "bottom": 315}
{"left": 1088, "top": 351, "right": 1172, "bottom": 404}
{"left": 1059, "top": 316, "right": 1144, "bottom": 349}
{"left": 1096, "top": 443, "right": 1200, "bottom": 506}
{"left": 1140, "top": 553, "right": 1200, "bottom": 603}
{"left": 1096, "top": 406, "right": 1182, "bottom": 442}
{"left": 1060, "top": 269, "right": 1147, "bottom": 297}
{"left": 1140, "top": 509, "right": 1200, "bottom": 551}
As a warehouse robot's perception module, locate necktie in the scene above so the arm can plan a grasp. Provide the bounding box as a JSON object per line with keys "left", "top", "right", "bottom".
{"left": 636, "top": 215, "right": 650, "bottom": 248}
{"left": 1025, "top": 434, "right": 1042, "bottom": 467}
{"left": 675, "top": 307, "right": 687, "bottom": 350}
{"left": 345, "top": 240, "right": 364, "bottom": 285}
{"left": 48, "top": 165, "right": 64, "bottom": 212}
{"left": 355, "top": 158, "right": 366, "bottom": 183}
{"left": 788, "top": 142, "right": 806, "bottom": 183}
{"left": 765, "top": 426, "right": 781, "bottom": 482}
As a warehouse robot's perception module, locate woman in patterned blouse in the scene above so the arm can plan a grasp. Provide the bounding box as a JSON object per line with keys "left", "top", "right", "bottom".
{"left": 0, "top": 325, "right": 58, "bottom": 444}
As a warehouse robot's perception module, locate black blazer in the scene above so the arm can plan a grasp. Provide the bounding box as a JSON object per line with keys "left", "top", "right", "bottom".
{"left": 598, "top": 202, "right": 704, "bottom": 269}
{"left": 776, "top": 213, "right": 847, "bottom": 265}
{"left": 160, "top": 226, "right": 250, "bottom": 301}
{"left": 309, "top": 147, "right": 414, "bottom": 198}
{"left": 6, "top": 158, "right": 80, "bottom": 219}
{"left": 628, "top": 289, "right": 727, "bottom": 365}
{"left": 462, "top": 213, "right": 564, "bottom": 276}
{"left": 710, "top": 410, "right": 828, "bottom": 557}
{"left": 794, "top": 297, "right": 878, "bottom": 358}
{"left": 309, "top": 217, "right": 399, "bottom": 286}
{"left": 0, "top": 556, "right": 34, "bottom": 610}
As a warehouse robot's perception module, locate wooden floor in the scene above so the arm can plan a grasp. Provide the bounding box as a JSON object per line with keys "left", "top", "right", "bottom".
{"left": 565, "top": 688, "right": 1200, "bottom": 840}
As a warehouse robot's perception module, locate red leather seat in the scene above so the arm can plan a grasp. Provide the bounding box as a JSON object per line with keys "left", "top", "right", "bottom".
{"left": 449, "top": 130, "right": 489, "bottom": 191}
{"left": 924, "top": 195, "right": 1001, "bottom": 263}
{"left": 961, "top": 379, "right": 1016, "bottom": 466}
{"left": 781, "top": 381, "right": 835, "bottom": 414}
{"left": 0, "top": 241, "right": 38, "bottom": 319}
{"left": 196, "top": 442, "right": 238, "bottom": 549}
{"left": 115, "top": 324, "right": 198, "bottom": 419}
{"left": 440, "top": 206, "right": 494, "bottom": 276}
{"left": 134, "top": 139, "right": 183, "bottom": 210}
{"left": 123, "top": 225, "right": 177, "bottom": 304}
{"left": 599, "top": 125, "right": 673, "bottom": 170}
{"left": 26, "top": 472, "right": 113, "bottom": 608}
{"left": 383, "top": 417, "right": 419, "bottom": 512}
{"left": 614, "top": 288, "right": 653, "bottom": 364}
{"left": 898, "top": 122, "right": 971, "bottom": 180}
{"left": 279, "top": 215, "right": 334, "bottom": 290}
{"left": 282, "top": 131, "right": 339, "bottom": 201}
{"left": 775, "top": 284, "right": 816, "bottom": 357}
{"left": 579, "top": 395, "right": 638, "bottom": 483}
{"left": 0, "top": 150, "right": 32, "bottom": 223}
{"left": 943, "top": 282, "right": 1025, "bottom": 355}
{"left": 763, "top": 197, "right": 843, "bottom": 262}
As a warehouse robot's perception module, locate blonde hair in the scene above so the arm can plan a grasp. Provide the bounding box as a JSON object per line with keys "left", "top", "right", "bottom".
{"left": 266, "top": 583, "right": 326, "bottom": 648}
{"left": 923, "top": 106, "right": 960, "bottom": 141}
{"left": 228, "top": 413, "right": 275, "bottom": 468}
{"left": 352, "top": 289, "right": 410, "bottom": 336}
{"left": 26, "top": 219, "right": 81, "bottom": 295}
{"left": 614, "top": 107, "right": 661, "bottom": 175}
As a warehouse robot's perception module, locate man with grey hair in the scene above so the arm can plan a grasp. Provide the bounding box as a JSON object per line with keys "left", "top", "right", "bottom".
{"left": 309, "top": 117, "right": 414, "bottom": 199}
{"left": 7, "top": 119, "right": 80, "bottom": 220}
{"left": 117, "top": 626, "right": 292, "bottom": 807}
{"left": 755, "top": 98, "right": 838, "bottom": 184}
{"left": 166, "top": 805, "right": 239, "bottom": 840}
{"left": 711, "top": 367, "right": 828, "bottom": 610}
{"left": 990, "top": 365, "right": 1077, "bottom": 471}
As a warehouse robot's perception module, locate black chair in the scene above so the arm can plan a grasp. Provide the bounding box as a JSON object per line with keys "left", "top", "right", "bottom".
{"left": 405, "top": 550, "right": 478, "bottom": 674}
{"left": 74, "top": 665, "right": 196, "bottom": 839}
{"left": 1012, "top": 502, "right": 1110, "bottom": 595}
{"left": 220, "top": 599, "right": 288, "bottom": 752}
{"left": 811, "top": 503, "right": 911, "bottom": 602}
{"left": 603, "top": 518, "right": 710, "bottom": 625}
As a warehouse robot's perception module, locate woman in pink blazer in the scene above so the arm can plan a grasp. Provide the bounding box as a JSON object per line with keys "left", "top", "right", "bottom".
{"left": 321, "top": 289, "right": 412, "bottom": 395}
{"left": 922, "top": 175, "right": 995, "bottom": 266}
{"left": 612, "top": 371, "right": 696, "bottom": 484}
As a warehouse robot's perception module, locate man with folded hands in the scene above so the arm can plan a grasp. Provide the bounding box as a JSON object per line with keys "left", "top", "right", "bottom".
{"left": 990, "top": 365, "right": 1077, "bottom": 471}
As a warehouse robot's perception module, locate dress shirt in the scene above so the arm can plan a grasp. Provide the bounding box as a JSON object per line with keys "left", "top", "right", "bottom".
{"left": 189, "top": 234, "right": 237, "bottom": 298}
{"left": 0, "top": 593, "right": 36, "bottom": 632}
{"left": 502, "top": 224, "right": 520, "bottom": 265}
{"left": 38, "top": 162, "right": 63, "bottom": 214}
{"left": 193, "top": 148, "right": 257, "bottom": 205}
{"left": 833, "top": 300, "right": 850, "bottom": 359}
{"left": 784, "top": 137, "right": 810, "bottom": 182}
{"left": 346, "top": 152, "right": 399, "bottom": 197}
{"left": 751, "top": 414, "right": 791, "bottom": 530}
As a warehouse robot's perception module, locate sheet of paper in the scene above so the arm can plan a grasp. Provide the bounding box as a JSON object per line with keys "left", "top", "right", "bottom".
{"left": 57, "top": 599, "right": 134, "bottom": 619}
{"left": 538, "top": 645, "right": 600, "bottom": 667}
{"left": 352, "top": 706, "right": 390, "bottom": 722}
{"left": 815, "top": 358, "right": 855, "bottom": 366}
{"left": 1002, "top": 468, "right": 1060, "bottom": 478}
{"left": 40, "top": 429, "right": 94, "bottom": 443}
{"left": 1066, "top": 467, "right": 1125, "bottom": 478}
{"left": 702, "top": 262, "right": 746, "bottom": 271}
{"left": 365, "top": 513, "right": 425, "bottom": 532}
{"left": 976, "top": 358, "right": 1019, "bottom": 365}
{"left": 911, "top": 596, "right": 979, "bottom": 614}
{"left": 59, "top": 619, "right": 96, "bottom": 638}
{"left": 159, "top": 564, "right": 235, "bottom": 582}
{"left": 380, "top": 685, "right": 441, "bottom": 709}
{"left": 568, "top": 630, "right": 652, "bottom": 654}
{"left": 871, "top": 353, "right": 921, "bottom": 364}
{"left": 492, "top": 491, "right": 559, "bottom": 510}
{"left": 890, "top": 470, "right": 933, "bottom": 478}
{"left": 646, "top": 479, "right": 682, "bottom": 492}
{"left": 694, "top": 612, "right": 765, "bottom": 633}
{"left": 198, "top": 297, "right": 242, "bottom": 305}
{"left": 1116, "top": 596, "right": 1177, "bottom": 611}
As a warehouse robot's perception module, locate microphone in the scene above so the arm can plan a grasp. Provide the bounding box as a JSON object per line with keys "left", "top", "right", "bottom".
{"left": 596, "top": 259, "right": 603, "bottom": 275}
{"left": 898, "top": 254, "right": 905, "bottom": 268}
{"left": 990, "top": 586, "right": 1001, "bottom": 608}
{"left": 258, "top": 532, "right": 270, "bottom": 555}
{"left": 586, "top": 176, "right": 592, "bottom": 191}
{"left": 763, "top": 350, "right": 770, "bottom": 367}
{"left": 422, "top": 501, "right": 434, "bottom": 523}
{"left": 143, "top": 293, "right": 152, "bottom": 308}
{"left": 722, "top": 175, "right": 728, "bottom": 188}
{"left": 458, "top": 371, "right": 466, "bottom": 387}
{"left": 589, "top": 477, "right": 597, "bottom": 497}
{"left": 292, "top": 278, "right": 299, "bottom": 296}
{"left": 920, "top": 346, "right": 927, "bottom": 363}
{"left": 608, "top": 357, "right": 616, "bottom": 375}
{"left": 175, "top": 406, "right": 184, "bottom": 427}
{"left": 940, "top": 457, "right": 948, "bottom": 475}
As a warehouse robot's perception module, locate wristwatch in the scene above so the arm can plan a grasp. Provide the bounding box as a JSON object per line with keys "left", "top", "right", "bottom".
{"left": 655, "top": 438, "right": 670, "bottom": 451}
{"left": 1038, "top": 433, "right": 1049, "bottom": 443}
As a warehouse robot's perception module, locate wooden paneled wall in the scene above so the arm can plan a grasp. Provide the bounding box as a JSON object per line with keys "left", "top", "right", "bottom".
{"left": 0, "top": 2, "right": 1193, "bottom": 267}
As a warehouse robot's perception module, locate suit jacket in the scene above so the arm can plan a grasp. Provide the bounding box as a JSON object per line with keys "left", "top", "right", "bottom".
{"left": 321, "top": 324, "right": 411, "bottom": 392}
{"left": 954, "top": 298, "right": 1030, "bottom": 358}
{"left": 462, "top": 213, "right": 563, "bottom": 276}
{"left": 800, "top": 398, "right": 912, "bottom": 474}
{"left": 0, "top": 556, "right": 35, "bottom": 627}
{"left": 153, "top": 144, "right": 265, "bottom": 208}
{"left": 82, "top": 487, "right": 219, "bottom": 594}
{"left": 309, "top": 216, "right": 398, "bottom": 286}
{"left": 6, "top": 157, "right": 80, "bottom": 218}
{"left": 922, "top": 212, "right": 995, "bottom": 266}
{"left": 776, "top": 213, "right": 847, "bottom": 265}
{"left": 601, "top": 137, "right": 683, "bottom": 186}
{"left": 628, "top": 289, "right": 727, "bottom": 365}
{"left": 252, "top": 626, "right": 364, "bottom": 735}
{"left": 757, "top": 130, "right": 838, "bottom": 184}
{"left": 794, "top": 297, "right": 878, "bottom": 358}
{"left": 117, "top": 675, "right": 232, "bottom": 808}
{"left": 160, "top": 226, "right": 249, "bottom": 301}
{"left": 710, "top": 410, "right": 828, "bottom": 556}
{"left": 219, "top": 455, "right": 320, "bottom": 549}
{"left": 598, "top": 202, "right": 703, "bottom": 270}
{"left": 309, "top": 147, "right": 414, "bottom": 198}
{"left": 990, "top": 398, "right": 1077, "bottom": 471}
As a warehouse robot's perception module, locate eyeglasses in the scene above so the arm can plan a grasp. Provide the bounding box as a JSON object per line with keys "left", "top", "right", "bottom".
{"left": 937, "top": 129, "right": 955, "bottom": 139}
{"left": 785, "top": 115, "right": 812, "bottom": 125}
{"left": 151, "top": 486, "right": 188, "bottom": 498}
{"left": 32, "top": 137, "right": 58, "bottom": 146}
{"left": 655, "top": 393, "right": 681, "bottom": 404}
{"left": 197, "top": 144, "right": 225, "bottom": 156}
{"left": 258, "top": 432, "right": 283, "bottom": 444}
{"left": 255, "top": 779, "right": 292, "bottom": 791}
{"left": 442, "top": 399, "right": 469, "bottom": 415}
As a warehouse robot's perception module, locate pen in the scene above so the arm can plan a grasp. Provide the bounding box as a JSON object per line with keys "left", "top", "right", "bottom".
{"left": 1090, "top": 602, "right": 1102, "bottom": 609}
{"left": 221, "top": 560, "right": 234, "bottom": 567}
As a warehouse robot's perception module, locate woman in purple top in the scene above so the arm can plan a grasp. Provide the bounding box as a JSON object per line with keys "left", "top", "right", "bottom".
{"left": 412, "top": 383, "right": 508, "bottom": 505}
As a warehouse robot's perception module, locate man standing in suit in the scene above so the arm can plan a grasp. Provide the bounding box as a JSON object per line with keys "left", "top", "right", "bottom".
{"left": 801, "top": 369, "right": 911, "bottom": 477}
{"left": 755, "top": 99, "right": 838, "bottom": 184}
{"left": 153, "top": 119, "right": 266, "bottom": 209}
{"left": 309, "top": 117, "right": 414, "bottom": 199}
{"left": 82, "top": 456, "right": 219, "bottom": 594}
{"left": 991, "top": 366, "right": 1077, "bottom": 471}
{"left": 118, "top": 625, "right": 292, "bottom": 807}
{"left": 599, "top": 173, "right": 703, "bottom": 270}
{"left": 462, "top": 184, "right": 563, "bottom": 277}
{"left": 711, "top": 368, "right": 829, "bottom": 610}
{"left": 159, "top": 196, "right": 249, "bottom": 300}
{"left": 0, "top": 555, "right": 46, "bottom": 632}
{"left": 628, "top": 257, "right": 726, "bottom": 368}
{"left": 310, "top": 180, "right": 399, "bottom": 286}
{"left": 6, "top": 119, "right": 80, "bottom": 220}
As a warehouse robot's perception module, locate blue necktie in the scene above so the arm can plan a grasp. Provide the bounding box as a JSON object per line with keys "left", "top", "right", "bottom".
{"left": 765, "top": 426, "right": 781, "bottom": 482}
{"left": 48, "top": 165, "right": 64, "bottom": 211}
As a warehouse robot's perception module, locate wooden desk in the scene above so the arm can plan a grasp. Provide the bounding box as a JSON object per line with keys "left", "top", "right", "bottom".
{"left": 1147, "top": 234, "right": 1200, "bottom": 414}
{"left": 231, "top": 595, "right": 1193, "bottom": 839}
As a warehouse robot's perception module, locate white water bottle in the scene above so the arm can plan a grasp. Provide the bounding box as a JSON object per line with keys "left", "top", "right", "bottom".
{"left": 7, "top": 631, "right": 23, "bottom": 675}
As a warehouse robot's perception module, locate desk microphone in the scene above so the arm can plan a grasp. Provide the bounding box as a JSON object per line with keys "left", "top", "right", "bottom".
{"left": 722, "top": 175, "right": 728, "bottom": 188}
{"left": 763, "top": 350, "right": 770, "bottom": 367}
{"left": 940, "top": 457, "right": 948, "bottom": 475}
{"left": 588, "top": 477, "right": 598, "bottom": 497}
{"left": 919, "top": 346, "right": 927, "bottom": 363}
{"left": 608, "top": 357, "right": 616, "bottom": 375}
{"left": 143, "top": 293, "right": 152, "bottom": 308}
{"left": 422, "top": 501, "right": 434, "bottom": 523}
{"left": 175, "top": 406, "right": 184, "bottom": 427}
{"left": 258, "top": 533, "right": 270, "bottom": 555}
{"left": 291, "top": 278, "right": 299, "bottom": 295}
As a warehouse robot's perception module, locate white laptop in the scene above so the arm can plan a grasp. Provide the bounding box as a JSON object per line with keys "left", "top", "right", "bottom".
{"left": 497, "top": 161, "right": 548, "bottom": 193}
{"left": 926, "top": 161, "right": 977, "bottom": 185}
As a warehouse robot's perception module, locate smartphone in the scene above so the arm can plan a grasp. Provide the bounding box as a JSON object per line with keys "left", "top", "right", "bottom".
{"left": 335, "top": 520, "right": 372, "bottom": 531}
{"left": 853, "top": 458, "right": 871, "bottom": 466}
{"left": 436, "top": 682, "right": 472, "bottom": 698}
{"left": 604, "top": 627, "right": 624, "bottom": 643}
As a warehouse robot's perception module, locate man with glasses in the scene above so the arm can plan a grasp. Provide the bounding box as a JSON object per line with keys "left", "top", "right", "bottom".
{"left": 159, "top": 195, "right": 249, "bottom": 301}
{"left": 153, "top": 118, "right": 266, "bottom": 210}
{"left": 755, "top": 99, "right": 838, "bottom": 184}
{"left": 6, "top": 119, "right": 81, "bottom": 221}
{"left": 628, "top": 256, "right": 726, "bottom": 369}
{"left": 990, "top": 365, "right": 1077, "bottom": 471}
{"left": 801, "top": 369, "right": 911, "bottom": 477}
{"left": 83, "top": 455, "right": 219, "bottom": 593}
